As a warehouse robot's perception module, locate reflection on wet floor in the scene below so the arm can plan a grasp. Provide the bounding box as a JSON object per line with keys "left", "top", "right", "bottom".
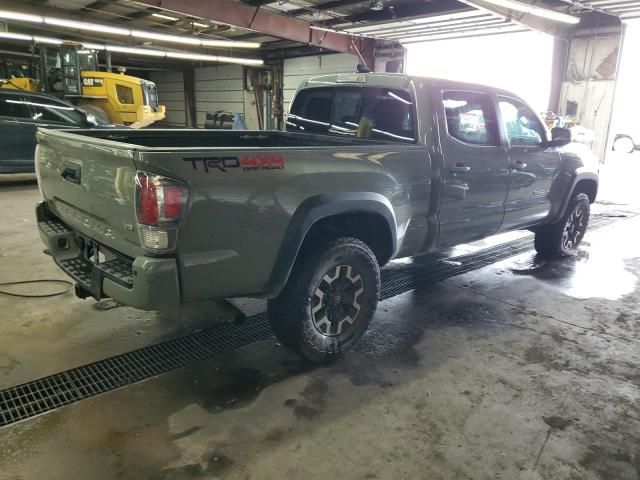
{"left": 511, "top": 250, "right": 638, "bottom": 301}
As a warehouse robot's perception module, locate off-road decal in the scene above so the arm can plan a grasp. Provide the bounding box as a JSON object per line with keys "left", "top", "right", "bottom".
{"left": 184, "top": 155, "right": 285, "bottom": 173}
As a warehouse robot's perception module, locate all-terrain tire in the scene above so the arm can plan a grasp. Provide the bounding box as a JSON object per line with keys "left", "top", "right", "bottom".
{"left": 534, "top": 193, "right": 590, "bottom": 258}
{"left": 267, "top": 237, "right": 380, "bottom": 363}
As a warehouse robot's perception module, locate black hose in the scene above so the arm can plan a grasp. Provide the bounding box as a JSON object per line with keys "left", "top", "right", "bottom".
{"left": 0, "top": 279, "right": 74, "bottom": 298}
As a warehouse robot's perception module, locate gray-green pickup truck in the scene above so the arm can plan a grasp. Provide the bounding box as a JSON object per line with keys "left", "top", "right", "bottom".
{"left": 35, "top": 73, "right": 598, "bottom": 362}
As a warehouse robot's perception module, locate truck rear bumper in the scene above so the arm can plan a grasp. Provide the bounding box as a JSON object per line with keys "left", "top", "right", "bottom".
{"left": 36, "top": 202, "right": 181, "bottom": 310}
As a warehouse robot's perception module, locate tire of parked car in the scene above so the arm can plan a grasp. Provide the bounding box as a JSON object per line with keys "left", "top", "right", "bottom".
{"left": 268, "top": 237, "right": 380, "bottom": 363}
{"left": 534, "top": 193, "right": 590, "bottom": 258}
{"left": 613, "top": 136, "right": 635, "bottom": 154}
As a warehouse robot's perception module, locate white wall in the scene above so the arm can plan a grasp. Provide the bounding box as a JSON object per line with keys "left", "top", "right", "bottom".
{"left": 149, "top": 70, "right": 185, "bottom": 127}
{"left": 195, "top": 65, "right": 244, "bottom": 127}
{"left": 283, "top": 53, "right": 359, "bottom": 114}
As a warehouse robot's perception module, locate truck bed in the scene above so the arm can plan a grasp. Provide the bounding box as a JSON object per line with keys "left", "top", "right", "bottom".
{"left": 66, "top": 128, "right": 391, "bottom": 149}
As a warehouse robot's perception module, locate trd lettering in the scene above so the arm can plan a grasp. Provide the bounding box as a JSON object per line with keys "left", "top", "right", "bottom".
{"left": 184, "top": 154, "right": 286, "bottom": 173}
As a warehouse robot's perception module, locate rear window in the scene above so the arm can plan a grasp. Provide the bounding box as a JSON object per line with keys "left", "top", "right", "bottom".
{"left": 287, "top": 86, "right": 415, "bottom": 143}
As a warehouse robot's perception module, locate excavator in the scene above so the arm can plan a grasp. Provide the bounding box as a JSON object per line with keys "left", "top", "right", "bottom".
{"left": 1, "top": 44, "right": 165, "bottom": 128}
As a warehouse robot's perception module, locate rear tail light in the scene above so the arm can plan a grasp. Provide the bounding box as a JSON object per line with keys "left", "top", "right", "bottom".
{"left": 135, "top": 171, "right": 188, "bottom": 252}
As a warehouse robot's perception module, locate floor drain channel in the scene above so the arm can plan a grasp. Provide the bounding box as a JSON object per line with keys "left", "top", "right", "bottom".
{"left": 0, "top": 210, "right": 633, "bottom": 428}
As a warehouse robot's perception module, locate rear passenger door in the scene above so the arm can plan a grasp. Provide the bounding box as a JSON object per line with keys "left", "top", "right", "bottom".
{"left": 497, "top": 96, "right": 559, "bottom": 228}
{"left": 437, "top": 89, "right": 510, "bottom": 246}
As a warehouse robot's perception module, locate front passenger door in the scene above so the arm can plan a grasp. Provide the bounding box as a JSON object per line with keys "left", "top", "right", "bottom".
{"left": 498, "top": 96, "right": 559, "bottom": 229}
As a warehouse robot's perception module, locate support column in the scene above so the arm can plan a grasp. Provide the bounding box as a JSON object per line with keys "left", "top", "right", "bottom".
{"left": 183, "top": 67, "right": 197, "bottom": 128}
{"left": 548, "top": 37, "right": 570, "bottom": 113}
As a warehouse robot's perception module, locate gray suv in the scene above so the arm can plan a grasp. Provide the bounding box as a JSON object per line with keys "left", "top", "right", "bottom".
{"left": 0, "top": 89, "right": 109, "bottom": 173}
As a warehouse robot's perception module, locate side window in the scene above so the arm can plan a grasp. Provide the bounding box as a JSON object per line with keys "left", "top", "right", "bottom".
{"left": 359, "top": 89, "right": 414, "bottom": 142}
{"left": 26, "top": 98, "right": 85, "bottom": 125}
{"left": 0, "top": 95, "right": 31, "bottom": 119}
{"left": 288, "top": 88, "right": 332, "bottom": 133}
{"left": 116, "top": 85, "right": 134, "bottom": 104}
{"left": 442, "top": 91, "right": 498, "bottom": 146}
{"left": 498, "top": 97, "right": 545, "bottom": 146}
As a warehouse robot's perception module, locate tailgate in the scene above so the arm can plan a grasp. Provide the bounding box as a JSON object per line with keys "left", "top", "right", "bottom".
{"left": 36, "top": 128, "right": 142, "bottom": 258}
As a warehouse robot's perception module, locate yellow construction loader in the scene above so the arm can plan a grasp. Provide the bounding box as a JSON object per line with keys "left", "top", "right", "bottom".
{"left": 1, "top": 44, "right": 165, "bottom": 128}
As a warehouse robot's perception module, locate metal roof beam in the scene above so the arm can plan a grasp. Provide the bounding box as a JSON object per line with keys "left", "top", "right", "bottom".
{"left": 134, "top": 0, "right": 376, "bottom": 66}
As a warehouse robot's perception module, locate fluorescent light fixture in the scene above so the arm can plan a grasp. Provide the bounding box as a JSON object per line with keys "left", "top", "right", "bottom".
{"left": 32, "top": 36, "right": 63, "bottom": 45}
{"left": 0, "top": 27, "right": 263, "bottom": 66}
{"left": 105, "top": 45, "right": 166, "bottom": 56}
{"left": 0, "top": 9, "right": 261, "bottom": 48}
{"left": 477, "top": 0, "right": 580, "bottom": 24}
{"left": 130, "top": 29, "right": 201, "bottom": 45}
{"left": 200, "top": 39, "right": 260, "bottom": 48}
{"left": 44, "top": 17, "right": 131, "bottom": 35}
{"left": 192, "top": 22, "right": 210, "bottom": 28}
{"left": 0, "top": 31, "right": 32, "bottom": 41}
{"left": 165, "top": 51, "right": 263, "bottom": 66}
{"left": 151, "top": 13, "right": 179, "bottom": 22}
{"left": 0, "top": 10, "right": 42, "bottom": 23}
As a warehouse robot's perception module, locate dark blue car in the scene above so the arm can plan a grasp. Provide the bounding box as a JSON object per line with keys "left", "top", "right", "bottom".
{"left": 0, "top": 89, "right": 112, "bottom": 173}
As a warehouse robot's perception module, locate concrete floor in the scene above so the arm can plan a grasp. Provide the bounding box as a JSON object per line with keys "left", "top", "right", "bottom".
{"left": 0, "top": 154, "right": 639, "bottom": 480}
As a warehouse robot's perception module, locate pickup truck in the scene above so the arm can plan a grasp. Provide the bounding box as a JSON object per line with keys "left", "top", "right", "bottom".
{"left": 35, "top": 73, "right": 598, "bottom": 362}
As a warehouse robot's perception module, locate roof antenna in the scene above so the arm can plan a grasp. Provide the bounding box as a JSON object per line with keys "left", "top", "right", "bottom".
{"left": 357, "top": 63, "right": 371, "bottom": 73}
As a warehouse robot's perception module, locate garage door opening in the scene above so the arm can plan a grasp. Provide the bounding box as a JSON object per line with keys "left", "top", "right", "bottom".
{"left": 597, "top": 20, "right": 640, "bottom": 206}
{"left": 405, "top": 31, "right": 554, "bottom": 112}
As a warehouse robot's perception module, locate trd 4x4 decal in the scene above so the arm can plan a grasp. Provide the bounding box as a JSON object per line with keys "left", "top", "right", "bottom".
{"left": 185, "top": 155, "right": 285, "bottom": 173}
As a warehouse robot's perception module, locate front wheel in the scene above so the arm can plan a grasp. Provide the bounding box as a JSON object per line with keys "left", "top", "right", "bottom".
{"left": 268, "top": 237, "right": 380, "bottom": 363}
{"left": 534, "top": 193, "right": 590, "bottom": 258}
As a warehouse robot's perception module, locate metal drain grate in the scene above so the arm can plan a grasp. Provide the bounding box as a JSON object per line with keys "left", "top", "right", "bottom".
{"left": 0, "top": 211, "right": 634, "bottom": 428}
{"left": 0, "top": 315, "right": 272, "bottom": 427}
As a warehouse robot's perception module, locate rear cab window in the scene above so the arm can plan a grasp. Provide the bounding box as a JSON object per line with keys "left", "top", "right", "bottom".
{"left": 287, "top": 86, "right": 416, "bottom": 144}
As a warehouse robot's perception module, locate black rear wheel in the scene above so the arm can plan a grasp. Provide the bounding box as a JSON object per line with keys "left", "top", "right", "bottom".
{"left": 268, "top": 237, "right": 380, "bottom": 363}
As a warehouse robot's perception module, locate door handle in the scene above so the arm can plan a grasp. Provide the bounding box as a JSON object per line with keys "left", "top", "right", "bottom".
{"left": 449, "top": 163, "right": 471, "bottom": 173}
{"left": 510, "top": 161, "right": 527, "bottom": 170}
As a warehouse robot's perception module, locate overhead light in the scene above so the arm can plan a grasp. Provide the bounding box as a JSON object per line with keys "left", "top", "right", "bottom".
{"left": 165, "top": 51, "right": 263, "bottom": 66}
{"left": 201, "top": 39, "right": 260, "bottom": 48}
{"left": 44, "top": 17, "right": 131, "bottom": 35}
{"left": 105, "top": 45, "right": 165, "bottom": 56}
{"left": 0, "top": 30, "right": 263, "bottom": 65}
{"left": 151, "top": 13, "right": 179, "bottom": 22}
{"left": 0, "top": 10, "right": 42, "bottom": 23}
{"left": 0, "top": 9, "right": 261, "bottom": 48}
{"left": 476, "top": 0, "right": 580, "bottom": 24}
{"left": 33, "top": 36, "right": 63, "bottom": 45}
{"left": 0, "top": 31, "right": 32, "bottom": 41}
{"left": 370, "top": 0, "right": 384, "bottom": 11}
{"left": 192, "top": 22, "right": 210, "bottom": 28}
{"left": 131, "top": 29, "right": 201, "bottom": 45}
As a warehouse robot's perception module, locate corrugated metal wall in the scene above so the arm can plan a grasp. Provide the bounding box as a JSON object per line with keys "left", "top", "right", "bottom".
{"left": 149, "top": 70, "right": 186, "bottom": 127}
{"left": 283, "top": 53, "right": 358, "bottom": 114}
{"left": 195, "top": 65, "right": 245, "bottom": 127}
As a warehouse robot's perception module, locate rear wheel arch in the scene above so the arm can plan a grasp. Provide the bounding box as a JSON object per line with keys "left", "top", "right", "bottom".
{"left": 265, "top": 193, "right": 397, "bottom": 297}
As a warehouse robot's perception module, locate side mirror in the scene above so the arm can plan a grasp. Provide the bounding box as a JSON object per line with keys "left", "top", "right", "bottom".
{"left": 548, "top": 126, "right": 571, "bottom": 147}
{"left": 85, "top": 114, "right": 98, "bottom": 127}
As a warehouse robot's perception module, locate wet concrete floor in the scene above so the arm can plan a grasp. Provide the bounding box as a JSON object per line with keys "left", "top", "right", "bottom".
{"left": 0, "top": 173, "right": 639, "bottom": 480}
